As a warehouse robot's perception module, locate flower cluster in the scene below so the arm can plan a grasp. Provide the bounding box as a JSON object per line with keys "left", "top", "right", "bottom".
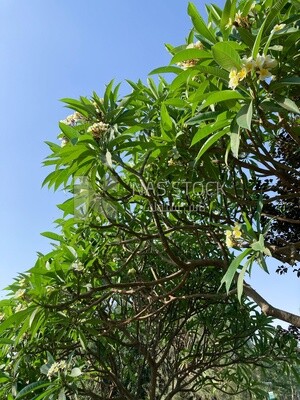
{"left": 47, "top": 360, "right": 68, "bottom": 379}
{"left": 72, "top": 261, "right": 85, "bottom": 272}
{"left": 60, "top": 111, "right": 84, "bottom": 126}
{"left": 226, "top": 10, "right": 251, "bottom": 29}
{"left": 225, "top": 223, "right": 243, "bottom": 248}
{"left": 178, "top": 41, "right": 203, "bottom": 70}
{"left": 87, "top": 121, "right": 110, "bottom": 139}
{"left": 229, "top": 53, "right": 278, "bottom": 89}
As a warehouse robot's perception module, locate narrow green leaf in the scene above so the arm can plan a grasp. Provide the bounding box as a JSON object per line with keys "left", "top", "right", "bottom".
{"left": 196, "top": 128, "right": 229, "bottom": 160}
{"left": 212, "top": 42, "right": 242, "bottom": 71}
{"left": 236, "top": 101, "right": 253, "bottom": 130}
{"left": 188, "top": 2, "right": 216, "bottom": 44}
{"left": 186, "top": 111, "right": 220, "bottom": 125}
{"left": 41, "top": 231, "right": 64, "bottom": 242}
{"left": 220, "top": 248, "right": 252, "bottom": 292}
{"left": 0, "top": 308, "right": 34, "bottom": 335}
{"left": 230, "top": 131, "right": 241, "bottom": 158}
{"left": 275, "top": 96, "right": 300, "bottom": 113}
{"left": 251, "top": 19, "right": 266, "bottom": 59}
{"left": 191, "top": 118, "right": 229, "bottom": 146}
{"left": 237, "top": 27, "right": 255, "bottom": 48}
{"left": 199, "top": 90, "right": 245, "bottom": 110}
{"left": 15, "top": 381, "right": 50, "bottom": 399}
{"left": 251, "top": 234, "right": 265, "bottom": 252}
{"left": 170, "top": 49, "right": 212, "bottom": 65}
{"left": 149, "top": 66, "right": 182, "bottom": 75}
{"left": 237, "top": 261, "right": 249, "bottom": 301}
{"left": 220, "top": 0, "right": 236, "bottom": 33}
{"left": 195, "top": 65, "right": 229, "bottom": 81}
{"left": 160, "top": 103, "right": 173, "bottom": 131}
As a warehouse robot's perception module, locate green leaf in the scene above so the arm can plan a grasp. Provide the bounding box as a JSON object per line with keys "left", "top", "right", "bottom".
{"left": 220, "top": 0, "right": 236, "bottom": 33}
{"left": 191, "top": 118, "right": 230, "bottom": 146}
{"left": 188, "top": 2, "right": 216, "bottom": 44}
{"left": 186, "top": 111, "right": 220, "bottom": 125}
{"left": 70, "top": 367, "right": 82, "bottom": 377}
{"left": 251, "top": 19, "right": 266, "bottom": 59}
{"left": 251, "top": 234, "right": 265, "bottom": 252}
{"left": 220, "top": 248, "right": 252, "bottom": 293}
{"left": 0, "top": 338, "right": 14, "bottom": 345}
{"left": 41, "top": 231, "right": 64, "bottom": 242}
{"left": 199, "top": 90, "right": 245, "bottom": 110}
{"left": 16, "top": 381, "right": 50, "bottom": 399}
{"left": 59, "top": 122, "right": 79, "bottom": 140}
{"left": 236, "top": 101, "right": 253, "bottom": 130}
{"left": 149, "top": 66, "right": 183, "bottom": 75}
{"left": 196, "top": 128, "right": 229, "bottom": 160}
{"left": 160, "top": 103, "right": 173, "bottom": 132}
{"left": 212, "top": 42, "right": 242, "bottom": 71}
{"left": 275, "top": 96, "right": 300, "bottom": 113}
{"left": 195, "top": 65, "right": 229, "bottom": 81}
{"left": 0, "top": 308, "right": 34, "bottom": 335}
{"left": 237, "top": 261, "right": 250, "bottom": 302}
{"left": 230, "top": 131, "right": 241, "bottom": 158}
{"left": 58, "top": 389, "right": 66, "bottom": 400}
{"left": 170, "top": 49, "right": 212, "bottom": 65}
{"left": 237, "top": 27, "right": 255, "bottom": 48}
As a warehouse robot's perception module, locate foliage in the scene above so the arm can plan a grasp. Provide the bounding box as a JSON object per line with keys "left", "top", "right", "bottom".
{"left": 0, "top": 0, "right": 300, "bottom": 399}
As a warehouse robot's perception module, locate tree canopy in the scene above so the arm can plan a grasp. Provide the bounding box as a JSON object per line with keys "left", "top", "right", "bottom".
{"left": 0, "top": 0, "right": 299, "bottom": 399}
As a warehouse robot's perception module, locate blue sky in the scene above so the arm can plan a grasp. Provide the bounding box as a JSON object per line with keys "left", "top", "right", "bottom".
{"left": 0, "top": 0, "right": 298, "bottom": 324}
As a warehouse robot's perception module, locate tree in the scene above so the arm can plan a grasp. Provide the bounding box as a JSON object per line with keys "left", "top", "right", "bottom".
{"left": 0, "top": 0, "right": 299, "bottom": 399}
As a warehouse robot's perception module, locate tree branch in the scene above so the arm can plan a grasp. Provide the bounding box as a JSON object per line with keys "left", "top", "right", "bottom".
{"left": 243, "top": 283, "right": 300, "bottom": 328}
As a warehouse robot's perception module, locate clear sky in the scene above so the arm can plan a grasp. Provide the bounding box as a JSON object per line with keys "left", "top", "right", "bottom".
{"left": 0, "top": 0, "right": 298, "bottom": 325}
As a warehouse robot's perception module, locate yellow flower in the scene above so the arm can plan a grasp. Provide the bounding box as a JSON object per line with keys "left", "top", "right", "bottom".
{"left": 242, "top": 56, "right": 255, "bottom": 72}
{"left": 225, "top": 230, "right": 232, "bottom": 237}
{"left": 234, "top": 10, "right": 243, "bottom": 24}
{"left": 271, "top": 24, "right": 286, "bottom": 34}
{"left": 225, "top": 18, "right": 233, "bottom": 29}
{"left": 237, "top": 67, "right": 247, "bottom": 81}
{"left": 226, "top": 236, "right": 234, "bottom": 248}
{"left": 232, "top": 224, "right": 242, "bottom": 239}
{"left": 229, "top": 76, "right": 239, "bottom": 89}
{"left": 258, "top": 68, "right": 272, "bottom": 80}
{"left": 229, "top": 68, "right": 238, "bottom": 79}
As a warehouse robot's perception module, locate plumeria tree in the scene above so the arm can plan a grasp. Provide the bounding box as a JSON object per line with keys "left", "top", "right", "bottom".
{"left": 0, "top": 0, "right": 299, "bottom": 399}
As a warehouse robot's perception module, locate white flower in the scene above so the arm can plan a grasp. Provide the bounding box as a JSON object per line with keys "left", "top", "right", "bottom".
{"left": 264, "top": 55, "right": 278, "bottom": 69}
{"left": 47, "top": 360, "right": 68, "bottom": 379}
{"left": 255, "top": 54, "right": 265, "bottom": 69}
{"left": 60, "top": 112, "right": 83, "bottom": 126}
{"left": 14, "top": 289, "right": 26, "bottom": 299}
{"left": 242, "top": 56, "right": 256, "bottom": 72}
{"left": 72, "top": 262, "right": 84, "bottom": 272}
{"left": 271, "top": 24, "right": 286, "bottom": 34}
{"left": 186, "top": 41, "right": 203, "bottom": 50}
{"left": 87, "top": 121, "right": 109, "bottom": 138}
{"left": 15, "top": 303, "right": 25, "bottom": 313}
{"left": 60, "top": 137, "right": 69, "bottom": 147}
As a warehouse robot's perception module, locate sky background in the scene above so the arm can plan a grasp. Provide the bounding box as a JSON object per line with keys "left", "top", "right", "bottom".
{"left": 0, "top": 0, "right": 298, "bottom": 325}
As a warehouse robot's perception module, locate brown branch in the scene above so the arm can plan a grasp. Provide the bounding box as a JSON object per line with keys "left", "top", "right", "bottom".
{"left": 243, "top": 283, "right": 300, "bottom": 328}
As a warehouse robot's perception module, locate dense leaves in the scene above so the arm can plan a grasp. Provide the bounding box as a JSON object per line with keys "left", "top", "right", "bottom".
{"left": 0, "top": 0, "right": 299, "bottom": 399}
